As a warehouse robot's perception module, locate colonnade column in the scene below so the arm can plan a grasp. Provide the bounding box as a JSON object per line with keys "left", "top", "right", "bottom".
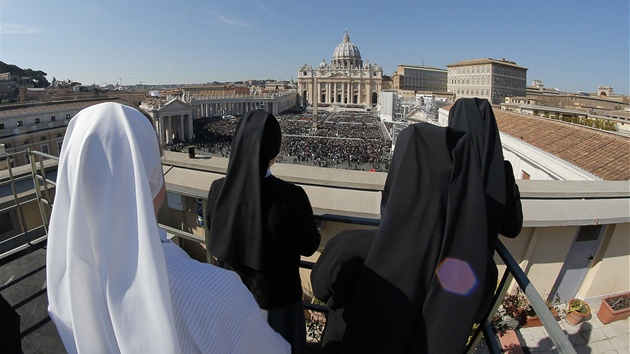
{"left": 164, "top": 116, "right": 171, "bottom": 144}
{"left": 158, "top": 115, "right": 165, "bottom": 146}
{"left": 349, "top": 83, "right": 353, "bottom": 103}
{"left": 358, "top": 83, "right": 362, "bottom": 105}
{"left": 349, "top": 83, "right": 352, "bottom": 103}
{"left": 179, "top": 115, "right": 185, "bottom": 141}
{"left": 187, "top": 115, "right": 193, "bottom": 140}
{"left": 326, "top": 83, "right": 331, "bottom": 104}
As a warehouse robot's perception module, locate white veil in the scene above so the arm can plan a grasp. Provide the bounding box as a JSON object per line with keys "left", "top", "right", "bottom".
{"left": 46, "top": 102, "right": 179, "bottom": 353}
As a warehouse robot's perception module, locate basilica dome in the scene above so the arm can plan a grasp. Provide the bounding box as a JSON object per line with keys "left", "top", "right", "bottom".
{"left": 332, "top": 31, "right": 362, "bottom": 69}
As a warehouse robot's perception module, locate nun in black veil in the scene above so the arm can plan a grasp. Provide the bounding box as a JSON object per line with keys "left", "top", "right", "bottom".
{"left": 205, "top": 110, "right": 321, "bottom": 354}
{"left": 313, "top": 98, "right": 521, "bottom": 353}
{"left": 448, "top": 97, "right": 522, "bottom": 242}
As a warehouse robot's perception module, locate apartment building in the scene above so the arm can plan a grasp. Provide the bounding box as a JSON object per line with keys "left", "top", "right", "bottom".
{"left": 392, "top": 64, "right": 447, "bottom": 93}
{"left": 447, "top": 58, "right": 527, "bottom": 104}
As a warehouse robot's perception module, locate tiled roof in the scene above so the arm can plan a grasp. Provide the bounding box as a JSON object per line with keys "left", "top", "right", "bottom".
{"left": 493, "top": 108, "right": 630, "bottom": 181}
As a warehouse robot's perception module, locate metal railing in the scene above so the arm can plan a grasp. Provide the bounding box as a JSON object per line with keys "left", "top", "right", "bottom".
{"left": 4, "top": 149, "right": 577, "bottom": 353}
{"left": 0, "top": 149, "right": 55, "bottom": 260}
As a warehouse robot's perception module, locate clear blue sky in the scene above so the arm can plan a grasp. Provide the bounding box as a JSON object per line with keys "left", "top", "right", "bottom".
{"left": 1, "top": 0, "right": 628, "bottom": 94}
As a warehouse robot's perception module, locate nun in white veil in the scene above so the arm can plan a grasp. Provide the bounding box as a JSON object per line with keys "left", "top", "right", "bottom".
{"left": 47, "top": 102, "right": 291, "bottom": 354}
{"left": 46, "top": 102, "right": 179, "bottom": 353}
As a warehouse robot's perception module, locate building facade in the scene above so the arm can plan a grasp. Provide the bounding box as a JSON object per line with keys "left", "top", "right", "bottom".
{"left": 447, "top": 58, "right": 527, "bottom": 104}
{"left": 0, "top": 97, "right": 125, "bottom": 169}
{"left": 298, "top": 31, "right": 383, "bottom": 108}
{"left": 392, "top": 65, "right": 447, "bottom": 92}
{"left": 182, "top": 84, "right": 249, "bottom": 97}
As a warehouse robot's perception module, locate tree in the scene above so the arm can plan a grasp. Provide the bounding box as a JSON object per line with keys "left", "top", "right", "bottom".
{"left": 0, "top": 61, "right": 50, "bottom": 88}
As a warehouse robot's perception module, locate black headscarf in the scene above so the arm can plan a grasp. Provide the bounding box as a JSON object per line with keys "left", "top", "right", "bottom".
{"left": 342, "top": 121, "right": 493, "bottom": 353}
{"left": 208, "top": 110, "right": 282, "bottom": 270}
{"left": 448, "top": 98, "right": 507, "bottom": 240}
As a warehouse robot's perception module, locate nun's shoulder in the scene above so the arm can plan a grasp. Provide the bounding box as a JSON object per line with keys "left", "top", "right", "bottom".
{"left": 265, "top": 175, "right": 306, "bottom": 193}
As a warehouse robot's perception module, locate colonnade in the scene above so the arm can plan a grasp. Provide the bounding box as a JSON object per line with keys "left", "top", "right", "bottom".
{"left": 157, "top": 114, "right": 193, "bottom": 145}
{"left": 190, "top": 91, "right": 297, "bottom": 119}
{"left": 196, "top": 100, "right": 269, "bottom": 118}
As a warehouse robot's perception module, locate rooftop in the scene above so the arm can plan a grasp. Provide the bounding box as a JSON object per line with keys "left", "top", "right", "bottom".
{"left": 494, "top": 109, "right": 630, "bottom": 181}
{"left": 0, "top": 98, "right": 123, "bottom": 117}
{"left": 447, "top": 57, "right": 528, "bottom": 69}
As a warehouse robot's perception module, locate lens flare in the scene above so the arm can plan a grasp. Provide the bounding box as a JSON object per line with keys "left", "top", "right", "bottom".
{"left": 436, "top": 258, "right": 477, "bottom": 296}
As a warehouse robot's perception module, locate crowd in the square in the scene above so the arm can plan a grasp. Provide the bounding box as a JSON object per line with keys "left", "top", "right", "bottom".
{"left": 176, "top": 110, "right": 392, "bottom": 172}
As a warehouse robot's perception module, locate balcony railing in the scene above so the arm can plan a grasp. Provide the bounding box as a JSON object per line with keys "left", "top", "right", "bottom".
{"left": 0, "top": 129, "right": 14, "bottom": 138}
{"left": 1, "top": 149, "right": 578, "bottom": 353}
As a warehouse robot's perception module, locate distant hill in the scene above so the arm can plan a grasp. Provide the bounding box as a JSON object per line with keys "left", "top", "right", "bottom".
{"left": 0, "top": 61, "right": 50, "bottom": 88}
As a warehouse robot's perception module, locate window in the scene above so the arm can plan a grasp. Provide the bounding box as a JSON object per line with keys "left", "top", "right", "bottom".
{"left": 576, "top": 225, "right": 602, "bottom": 242}
{"left": 17, "top": 121, "right": 23, "bottom": 127}
{"left": 35, "top": 118, "right": 40, "bottom": 124}
{"left": 66, "top": 114, "right": 71, "bottom": 119}
{"left": 0, "top": 124, "right": 4, "bottom": 129}
{"left": 41, "top": 145, "right": 49, "bottom": 154}
{"left": 51, "top": 116, "right": 56, "bottom": 122}
{"left": 57, "top": 141, "right": 63, "bottom": 152}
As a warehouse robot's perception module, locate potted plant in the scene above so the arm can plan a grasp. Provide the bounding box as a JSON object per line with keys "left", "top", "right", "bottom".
{"left": 565, "top": 298, "right": 591, "bottom": 326}
{"left": 500, "top": 288, "right": 530, "bottom": 326}
{"left": 495, "top": 288, "right": 561, "bottom": 328}
{"left": 597, "top": 292, "right": 630, "bottom": 324}
{"left": 522, "top": 300, "right": 561, "bottom": 328}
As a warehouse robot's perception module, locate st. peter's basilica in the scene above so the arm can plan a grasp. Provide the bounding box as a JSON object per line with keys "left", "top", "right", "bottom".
{"left": 298, "top": 31, "right": 383, "bottom": 109}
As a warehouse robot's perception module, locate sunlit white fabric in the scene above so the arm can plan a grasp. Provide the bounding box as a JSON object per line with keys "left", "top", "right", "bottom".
{"left": 46, "top": 102, "right": 179, "bottom": 353}
{"left": 160, "top": 229, "right": 291, "bottom": 353}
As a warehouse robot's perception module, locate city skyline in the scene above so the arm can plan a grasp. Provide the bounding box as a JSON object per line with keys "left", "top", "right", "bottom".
{"left": 1, "top": 0, "right": 628, "bottom": 95}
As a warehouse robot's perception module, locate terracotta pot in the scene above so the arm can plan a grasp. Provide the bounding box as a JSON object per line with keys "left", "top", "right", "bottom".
{"left": 565, "top": 299, "right": 591, "bottom": 326}
{"left": 597, "top": 293, "right": 630, "bottom": 324}
{"left": 523, "top": 305, "right": 560, "bottom": 328}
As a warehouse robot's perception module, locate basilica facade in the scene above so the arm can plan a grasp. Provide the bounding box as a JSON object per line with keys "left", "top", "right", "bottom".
{"left": 298, "top": 31, "right": 383, "bottom": 109}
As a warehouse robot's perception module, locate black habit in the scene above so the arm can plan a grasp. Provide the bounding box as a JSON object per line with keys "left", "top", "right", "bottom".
{"left": 206, "top": 110, "right": 321, "bottom": 353}
{"left": 327, "top": 99, "right": 521, "bottom": 353}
